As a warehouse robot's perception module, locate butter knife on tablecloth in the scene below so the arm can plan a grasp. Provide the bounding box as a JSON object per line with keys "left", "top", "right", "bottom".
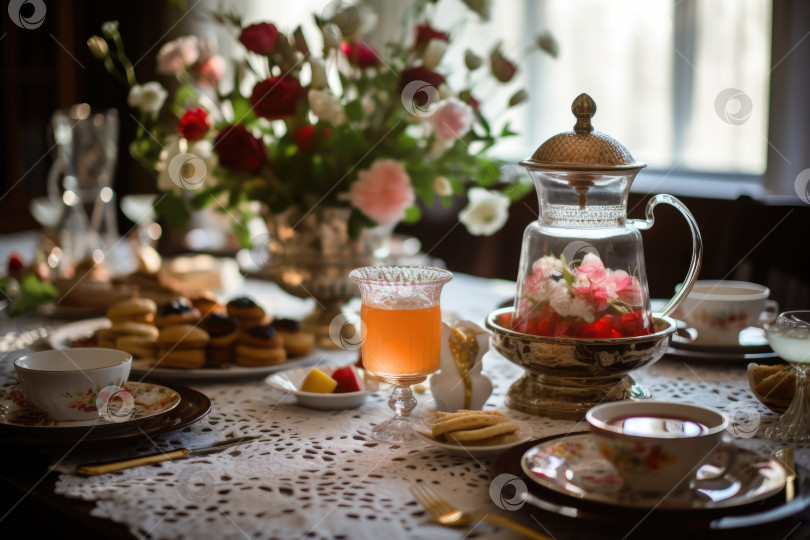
{"left": 75, "top": 435, "right": 260, "bottom": 476}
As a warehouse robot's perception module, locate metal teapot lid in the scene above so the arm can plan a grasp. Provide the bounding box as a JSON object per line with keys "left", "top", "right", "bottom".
{"left": 520, "top": 93, "right": 646, "bottom": 173}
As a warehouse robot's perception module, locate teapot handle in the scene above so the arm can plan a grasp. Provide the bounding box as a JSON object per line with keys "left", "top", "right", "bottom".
{"left": 629, "top": 194, "right": 703, "bottom": 317}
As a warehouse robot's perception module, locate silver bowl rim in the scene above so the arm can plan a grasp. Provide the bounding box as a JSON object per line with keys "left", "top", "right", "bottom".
{"left": 485, "top": 307, "right": 677, "bottom": 345}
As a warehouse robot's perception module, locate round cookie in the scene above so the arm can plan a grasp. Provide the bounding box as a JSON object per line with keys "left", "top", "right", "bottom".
{"left": 157, "top": 324, "right": 210, "bottom": 349}
{"left": 201, "top": 313, "right": 240, "bottom": 347}
{"left": 116, "top": 335, "right": 157, "bottom": 358}
{"left": 191, "top": 291, "right": 226, "bottom": 316}
{"left": 201, "top": 313, "right": 240, "bottom": 366}
{"left": 239, "top": 323, "right": 284, "bottom": 348}
{"left": 155, "top": 298, "right": 201, "bottom": 328}
{"left": 234, "top": 345, "right": 287, "bottom": 366}
{"left": 109, "top": 321, "right": 159, "bottom": 340}
{"left": 235, "top": 323, "right": 286, "bottom": 366}
{"left": 158, "top": 348, "right": 206, "bottom": 369}
{"left": 226, "top": 297, "right": 267, "bottom": 328}
{"left": 272, "top": 318, "right": 315, "bottom": 356}
{"left": 107, "top": 298, "right": 157, "bottom": 325}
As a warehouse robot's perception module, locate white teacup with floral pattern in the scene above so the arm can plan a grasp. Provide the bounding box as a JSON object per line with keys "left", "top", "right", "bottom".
{"left": 586, "top": 401, "right": 732, "bottom": 495}
{"left": 14, "top": 348, "right": 132, "bottom": 422}
{"left": 673, "top": 280, "right": 778, "bottom": 346}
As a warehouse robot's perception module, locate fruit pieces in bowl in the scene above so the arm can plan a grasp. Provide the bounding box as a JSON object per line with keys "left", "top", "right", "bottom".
{"left": 747, "top": 362, "right": 797, "bottom": 413}
{"left": 301, "top": 366, "right": 364, "bottom": 394}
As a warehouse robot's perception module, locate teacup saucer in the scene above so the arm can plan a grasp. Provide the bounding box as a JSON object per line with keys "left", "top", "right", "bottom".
{"left": 521, "top": 434, "right": 786, "bottom": 510}
{"left": 0, "top": 381, "right": 181, "bottom": 430}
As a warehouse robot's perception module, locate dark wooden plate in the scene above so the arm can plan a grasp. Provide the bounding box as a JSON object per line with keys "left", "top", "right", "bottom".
{"left": 0, "top": 384, "right": 211, "bottom": 446}
{"left": 490, "top": 432, "right": 810, "bottom": 539}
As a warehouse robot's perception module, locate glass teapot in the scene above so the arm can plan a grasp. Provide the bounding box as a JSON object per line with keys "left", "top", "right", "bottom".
{"left": 513, "top": 94, "right": 702, "bottom": 339}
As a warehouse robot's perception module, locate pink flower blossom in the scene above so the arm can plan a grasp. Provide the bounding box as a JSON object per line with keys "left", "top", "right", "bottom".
{"left": 429, "top": 98, "right": 474, "bottom": 141}
{"left": 193, "top": 54, "right": 225, "bottom": 87}
{"left": 349, "top": 160, "right": 415, "bottom": 224}
{"left": 573, "top": 253, "right": 607, "bottom": 283}
{"left": 156, "top": 36, "right": 199, "bottom": 74}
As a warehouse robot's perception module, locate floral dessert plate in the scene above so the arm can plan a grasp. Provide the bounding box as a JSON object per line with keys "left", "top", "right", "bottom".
{"left": 521, "top": 434, "right": 786, "bottom": 510}
{"left": 0, "top": 381, "right": 181, "bottom": 429}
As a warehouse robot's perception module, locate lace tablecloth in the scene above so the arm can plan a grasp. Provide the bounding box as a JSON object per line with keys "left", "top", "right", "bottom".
{"left": 1, "top": 274, "right": 806, "bottom": 540}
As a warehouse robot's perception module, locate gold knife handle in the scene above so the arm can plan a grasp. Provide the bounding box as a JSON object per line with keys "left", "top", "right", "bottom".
{"left": 76, "top": 448, "right": 191, "bottom": 476}
{"left": 473, "top": 513, "right": 552, "bottom": 540}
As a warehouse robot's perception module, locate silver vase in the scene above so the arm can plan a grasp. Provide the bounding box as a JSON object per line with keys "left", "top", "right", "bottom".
{"left": 263, "top": 207, "right": 394, "bottom": 349}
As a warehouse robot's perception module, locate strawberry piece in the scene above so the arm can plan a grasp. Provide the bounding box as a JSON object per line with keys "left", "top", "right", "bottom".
{"left": 332, "top": 366, "right": 363, "bottom": 393}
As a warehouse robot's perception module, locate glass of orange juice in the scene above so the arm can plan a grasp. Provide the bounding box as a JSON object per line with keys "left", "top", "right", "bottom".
{"left": 350, "top": 265, "right": 452, "bottom": 442}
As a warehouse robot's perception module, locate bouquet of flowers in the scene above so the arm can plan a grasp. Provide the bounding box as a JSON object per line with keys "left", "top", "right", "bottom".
{"left": 513, "top": 253, "right": 652, "bottom": 338}
{"left": 87, "top": 2, "right": 556, "bottom": 244}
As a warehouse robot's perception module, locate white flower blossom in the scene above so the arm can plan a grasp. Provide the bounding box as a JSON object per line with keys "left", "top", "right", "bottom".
{"left": 101, "top": 20, "right": 119, "bottom": 38}
{"left": 309, "top": 58, "right": 328, "bottom": 89}
{"left": 322, "top": 23, "right": 342, "bottom": 50}
{"left": 458, "top": 187, "right": 510, "bottom": 236}
{"left": 127, "top": 81, "right": 168, "bottom": 113}
{"left": 423, "top": 39, "right": 448, "bottom": 70}
{"left": 532, "top": 256, "right": 563, "bottom": 278}
{"left": 308, "top": 89, "right": 346, "bottom": 126}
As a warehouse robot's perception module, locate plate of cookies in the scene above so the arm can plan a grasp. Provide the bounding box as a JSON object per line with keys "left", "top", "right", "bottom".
{"left": 413, "top": 410, "right": 532, "bottom": 458}
{"left": 49, "top": 295, "right": 320, "bottom": 381}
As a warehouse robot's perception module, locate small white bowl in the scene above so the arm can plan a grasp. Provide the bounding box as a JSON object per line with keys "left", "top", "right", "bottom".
{"left": 265, "top": 365, "right": 372, "bottom": 410}
{"left": 14, "top": 348, "right": 132, "bottom": 421}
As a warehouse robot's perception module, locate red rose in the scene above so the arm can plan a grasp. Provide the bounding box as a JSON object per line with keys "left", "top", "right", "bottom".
{"left": 398, "top": 66, "right": 446, "bottom": 107}
{"left": 250, "top": 76, "right": 305, "bottom": 120}
{"left": 7, "top": 252, "right": 23, "bottom": 280}
{"left": 239, "top": 23, "right": 279, "bottom": 55}
{"left": 295, "top": 125, "right": 331, "bottom": 154}
{"left": 214, "top": 124, "right": 266, "bottom": 174}
{"left": 415, "top": 23, "right": 449, "bottom": 51}
{"left": 340, "top": 42, "right": 380, "bottom": 69}
{"left": 177, "top": 108, "right": 210, "bottom": 142}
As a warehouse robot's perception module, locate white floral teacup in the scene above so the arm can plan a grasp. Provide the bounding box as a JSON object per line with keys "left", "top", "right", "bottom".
{"left": 586, "top": 401, "right": 732, "bottom": 495}
{"left": 14, "top": 348, "right": 131, "bottom": 422}
{"left": 673, "top": 280, "right": 778, "bottom": 346}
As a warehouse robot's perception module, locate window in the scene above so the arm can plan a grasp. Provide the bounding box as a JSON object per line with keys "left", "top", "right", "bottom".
{"left": 434, "top": 0, "right": 772, "bottom": 176}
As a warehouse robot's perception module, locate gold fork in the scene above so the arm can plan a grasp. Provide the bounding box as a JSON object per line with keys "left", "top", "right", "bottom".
{"left": 410, "top": 483, "right": 552, "bottom": 540}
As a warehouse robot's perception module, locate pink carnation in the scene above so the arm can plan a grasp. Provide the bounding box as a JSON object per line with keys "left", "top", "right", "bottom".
{"left": 157, "top": 36, "right": 199, "bottom": 74}
{"left": 429, "top": 98, "right": 474, "bottom": 141}
{"left": 350, "top": 160, "right": 415, "bottom": 224}
{"left": 193, "top": 54, "right": 225, "bottom": 87}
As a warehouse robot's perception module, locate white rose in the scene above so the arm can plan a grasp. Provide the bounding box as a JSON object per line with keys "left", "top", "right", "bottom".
{"left": 128, "top": 81, "right": 168, "bottom": 113}
{"left": 458, "top": 187, "right": 510, "bottom": 236}
{"left": 422, "top": 38, "right": 447, "bottom": 70}
{"left": 308, "top": 89, "right": 346, "bottom": 126}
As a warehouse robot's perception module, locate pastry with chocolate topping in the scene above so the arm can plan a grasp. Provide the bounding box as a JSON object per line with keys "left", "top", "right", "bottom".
{"left": 201, "top": 313, "right": 239, "bottom": 366}
{"left": 235, "top": 323, "right": 286, "bottom": 366}
{"left": 272, "top": 318, "right": 315, "bottom": 356}
{"left": 226, "top": 296, "right": 267, "bottom": 328}
{"left": 155, "top": 298, "right": 201, "bottom": 328}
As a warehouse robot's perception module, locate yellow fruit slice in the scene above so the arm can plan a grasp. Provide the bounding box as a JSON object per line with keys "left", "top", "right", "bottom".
{"left": 301, "top": 368, "right": 338, "bottom": 393}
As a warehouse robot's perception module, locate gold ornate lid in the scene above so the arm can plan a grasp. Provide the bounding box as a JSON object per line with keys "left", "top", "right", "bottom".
{"left": 520, "top": 93, "right": 646, "bottom": 173}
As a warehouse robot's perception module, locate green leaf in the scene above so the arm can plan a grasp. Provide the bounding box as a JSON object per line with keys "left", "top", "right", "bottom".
{"left": 403, "top": 205, "right": 421, "bottom": 223}
{"left": 504, "top": 180, "right": 533, "bottom": 202}
{"left": 562, "top": 265, "right": 575, "bottom": 287}
{"left": 154, "top": 192, "right": 191, "bottom": 228}
{"left": 345, "top": 100, "right": 363, "bottom": 123}
{"left": 347, "top": 209, "right": 376, "bottom": 239}
{"left": 231, "top": 96, "right": 257, "bottom": 125}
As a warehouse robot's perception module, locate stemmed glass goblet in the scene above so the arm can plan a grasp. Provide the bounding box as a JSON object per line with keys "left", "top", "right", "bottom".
{"left": 765, "top": 311, "right": 810, "bottom": 442}
{"left": 349, "top": 266, "right": 452, "bottom": 442}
